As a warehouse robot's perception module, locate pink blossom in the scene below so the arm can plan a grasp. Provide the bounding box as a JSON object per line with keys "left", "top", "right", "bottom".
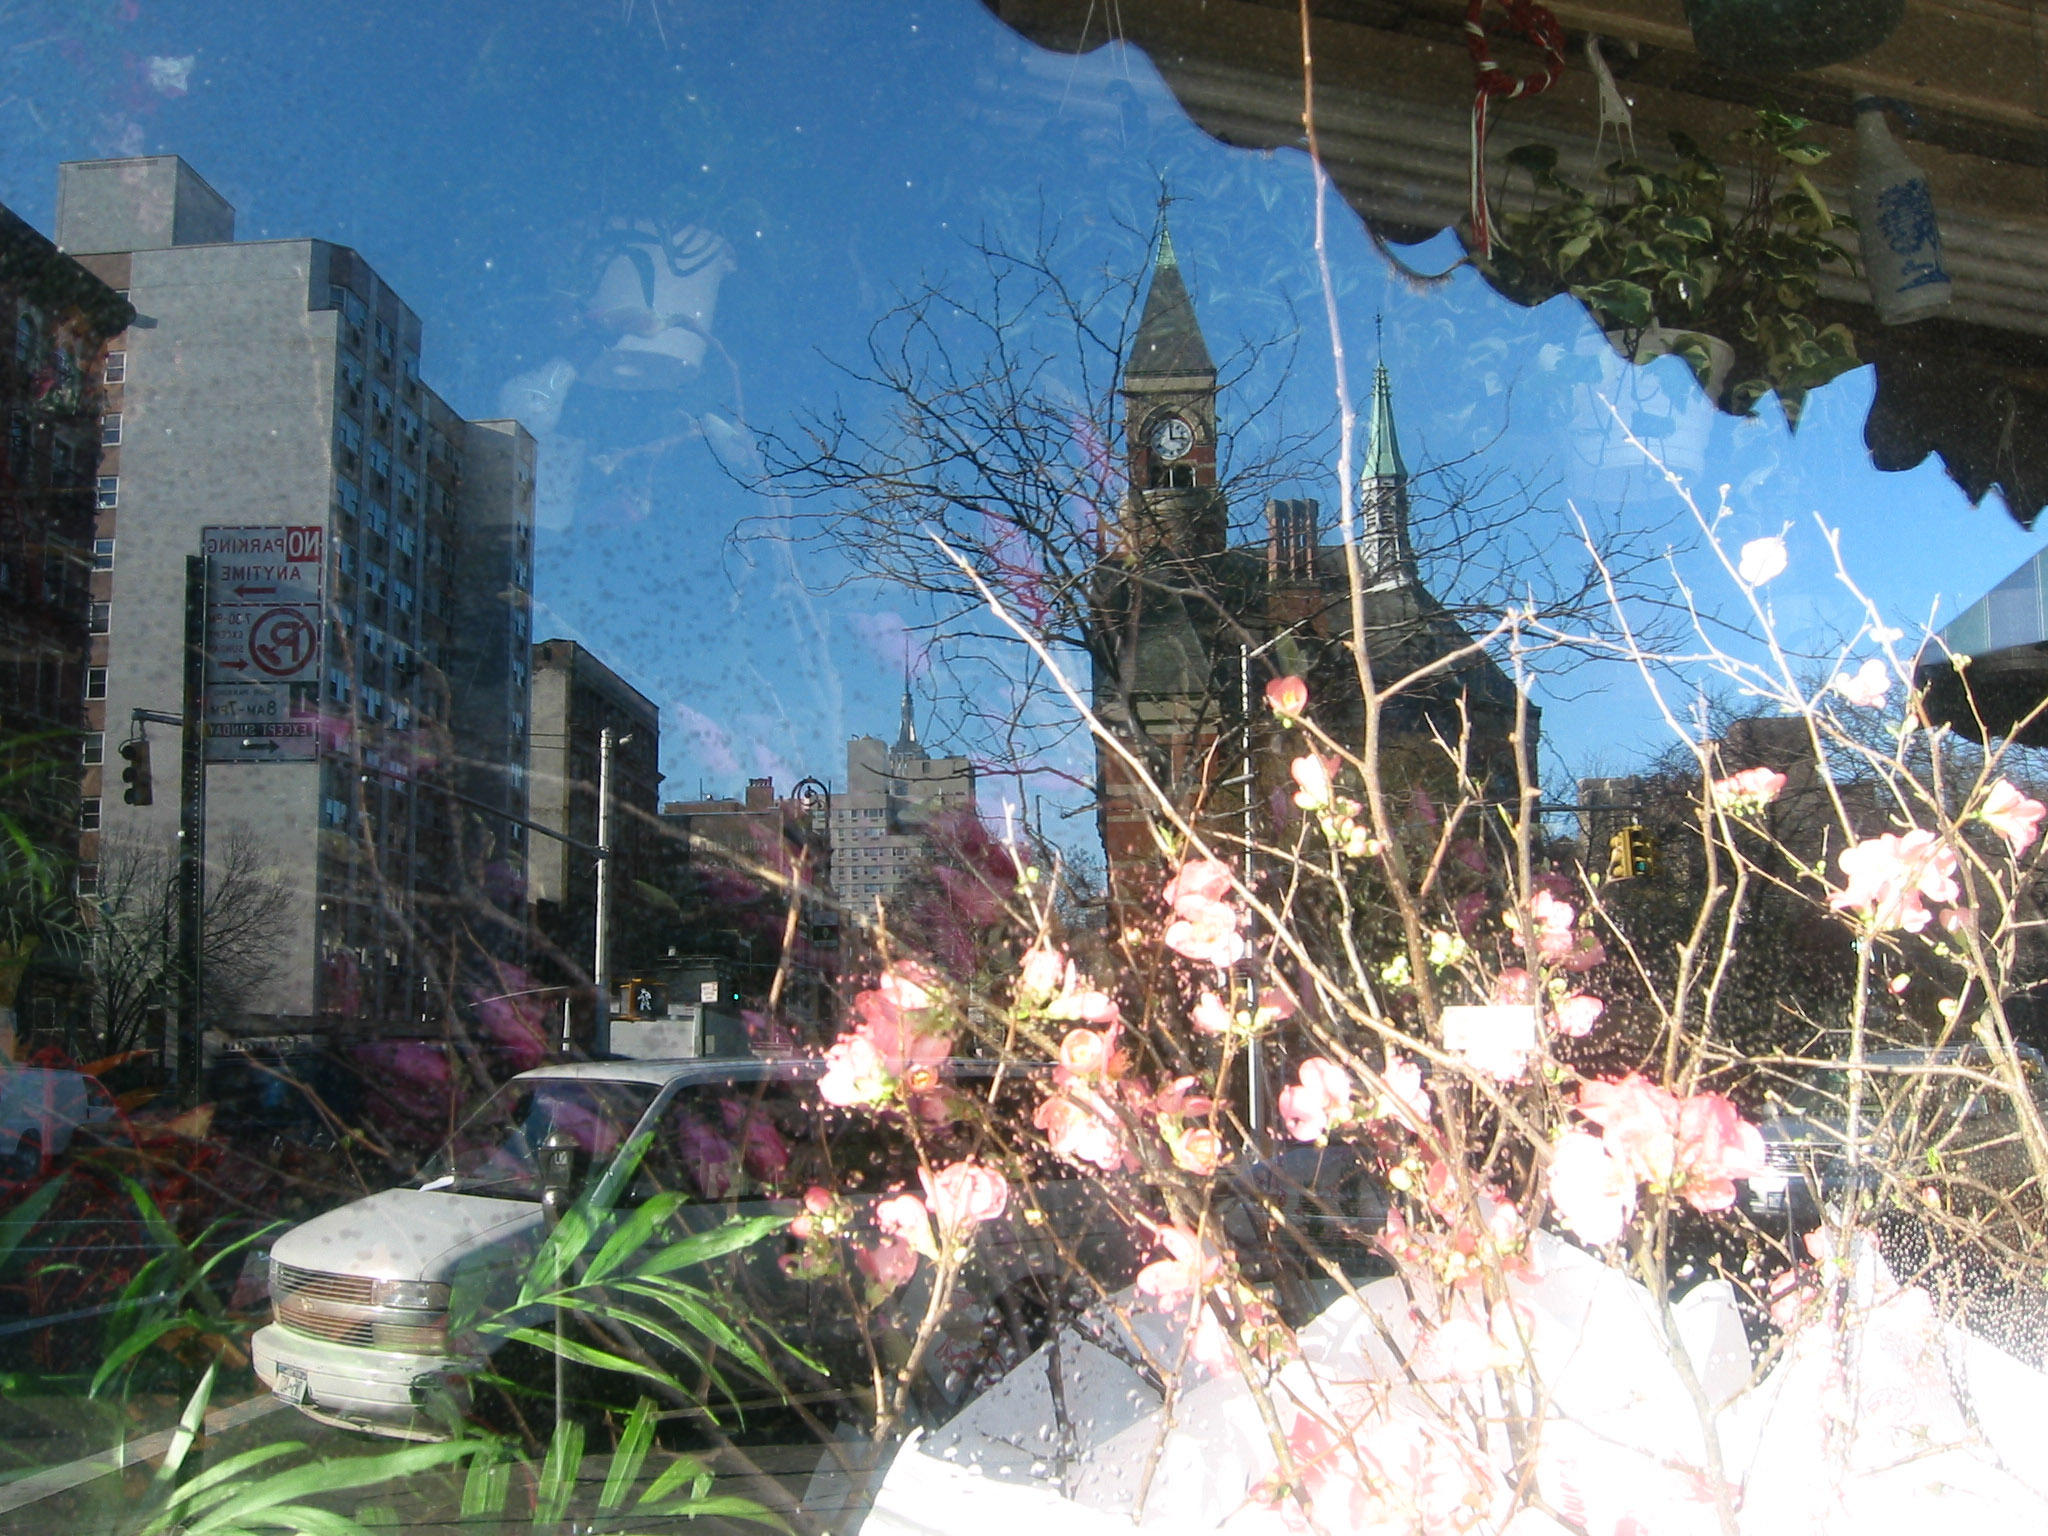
{"left": 1440, "top": 1005, "right": 1539, "bottom": 1082}
{"left": 1033, "top": 1088, "right": 1125, "bottom": 1170}
{"left": 1529, "top": 888, "right": 1575, "bottom": 955}
{"left": 1167, "top": 1122, "right": 1223, "bottom": 1176}
{"left": 1577, "top": 1075, "right": 1679, "bottom": 1186}
{"left": 1888, "top": 973, "right": 1911, "bottom": 995}
{"left": 1711, "top": 766, "right": 1787, "bottom": 813}
{"left": 1045, "top": 974, "right": 1121, "bottom": 1025}
{"left": 1161, "top": 859, "right": 1245, "bottom": 968}
{"left": 1279, "top": 1056, "right": 1354, "bottom": 1142}
{"left": 874, "top": 1192, "right": 937, "bottom": 1259}
{"left": 1547, "top": 1131, "right": 1637, "bottom": 1245}
{"left": 1161, "top": 858, "right": 1233, "bottom": 908}
{"left": 1014, "top": 945, "right": 1068, "bottom": 1006}
{"left": 1672, "top": 1092, "right": 1767, "bottom": 1212}
{"left": 1190, "top": 991, "right": 1231, "bottom": 1034}
{"left": 1737, "top": 535, "right": 1788, "bottom": 586}
{"left": 789, "top": 1184, "right": 837, "bottom": 1241}
{"left": 1551, "top": 993, "right": 1604, "bottom": 1038}
{"left": 1163, "top": 897, "right": 1245, "bottom": 968}
{"left": 875, "top": 960, "right": 940, "bottom": 1012}
{"left": 1264, "top": 675, "right": 1309, "bottom": 719}
{"left": 1980, "top": 778, "right": 2046, "bottom": 855}
{"left": 1057, "top": 1027, "right": 1112, "bottom": 1077}
{"left": 1371, "top": 1054, "right": 1433, "bottom": 1131}
{"left": 1490, "top": 968, "right": 1539, "bottom": 1006}
{"left": 818, "top": 1033, "right": 891, "bottom": 1107}
{"left": 1146, "top": 1075, "right": 1214, "bottom": 1119}
{"left": 921, "top": 1160, "right": 1010, "bottom": 1239}
{"left": 1134, "top": 1223, "right": 1221, "bottom": 1306}
{"left": 854, "top": 1238, "right": 918, "bottom": 1291}
{"left": 1410, "top": 1300, "right": 1532, "bottom": 1383}
{"left": 1833, "top": 658, "right": 1890, "bottom": 709}
{"left": 1829, "top": 829, "right": 1959, "bottom": 933}
{"left": 1290, "top": 752, "right": 1339, "bottom": 811}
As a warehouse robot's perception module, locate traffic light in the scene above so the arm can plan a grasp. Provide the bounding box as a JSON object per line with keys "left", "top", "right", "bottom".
{"left": 1607, "top": 825, "right": 1658, "bottom": 880}
{"left": 118, "top": 735, "right": 153, "bottom": 806}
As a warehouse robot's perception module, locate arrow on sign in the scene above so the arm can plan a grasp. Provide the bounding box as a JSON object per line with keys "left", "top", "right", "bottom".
{"left": 232, "top": 585, "right": 278, "bottom": 600}
{"left": 215, "top": 659, "right": 248, "bottom": 670}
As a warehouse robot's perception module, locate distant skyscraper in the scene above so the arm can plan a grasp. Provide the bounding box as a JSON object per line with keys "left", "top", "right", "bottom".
{"left": 56, "top": 156, "right": 537, "bottom": 1033}
{"left": 827, "top": 685, "right": 975, "bottom": 905}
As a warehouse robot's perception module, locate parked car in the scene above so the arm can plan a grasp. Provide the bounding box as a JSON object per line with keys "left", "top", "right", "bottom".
{"left": 0, "top": 1067, "right": 122, "bottom": 1179}
{"left": 1745, "top": 1044, "right": 2048, "bottom": 1230}
{"left": 252, "top": 1055, "right": 1134, "bottom": 1439}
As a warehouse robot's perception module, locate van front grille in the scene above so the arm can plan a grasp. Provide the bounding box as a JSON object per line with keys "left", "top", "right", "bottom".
{"left": 273, "top": 1264, "right": 376, "bottom": 1306}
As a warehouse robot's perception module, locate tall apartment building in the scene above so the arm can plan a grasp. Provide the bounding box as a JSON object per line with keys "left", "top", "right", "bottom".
{"left": 828, "top": 690, "right": 975, "bottom": 906}
{"left": 58, "top": 156, "right": 536, "bottom": 1034}
{"left": 0, "top": 201, "right": 130, "bottom": 1052}
{"left": 527, "top": 637, "right": 661, "bottom": 1020}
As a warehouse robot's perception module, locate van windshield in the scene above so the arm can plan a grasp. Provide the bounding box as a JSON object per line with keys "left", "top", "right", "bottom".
{"left": 424, "top": 1080, "right": 657, "bottom": 1199}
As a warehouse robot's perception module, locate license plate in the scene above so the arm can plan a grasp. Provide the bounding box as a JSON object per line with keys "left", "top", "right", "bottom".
{"left": 274, "top": 1364, "right": 308, "bottom": 1405}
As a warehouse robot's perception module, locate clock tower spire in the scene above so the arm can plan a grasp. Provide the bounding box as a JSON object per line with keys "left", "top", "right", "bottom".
{"left": 1120, "top": 221, "right": 1224, "bottom": 556}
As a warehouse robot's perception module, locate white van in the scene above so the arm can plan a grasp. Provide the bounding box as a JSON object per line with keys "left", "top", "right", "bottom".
{"left": 251, "top": 1056, "right": 1120, "bottom": 1438}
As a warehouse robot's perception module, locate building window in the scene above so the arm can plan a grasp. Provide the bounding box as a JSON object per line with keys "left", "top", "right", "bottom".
{"left": 96, "top": 475, "right": 118, "bottom": 509}
{"left": 335, "top": 417, "right": 362, "bottom": 471}
{"left": 322, "top": 796, "right": 350, "bottom": 828}
{"left": 79, "top": 796, "right": 100, "bottom": 832}
{"left": 103, "top": 351, "right": 126, "bottom": 385}
{"left": 75, "top": 864, "right": 98, "bottom": 898}
{"left": 85, "top": 666, "right": 107, "bottom": 700}
{"left": 81, "top": 731, "right": 103, "bottom": 766}
{"left": 88, "top": 601, "right": 110, "bottom": 634}
{"left": 391, "top": 578, "right": 414, "bottom": 613}
{"left": 101, "top": 412, "right": 122, "bottom": 447}
{"left": 327, "top": 667, "right": 350, "bottom": 703}
{"left": 93, "top": 538, "right": 115, "bottom": 571}
{"left": 335, "top": 477, "right": 359, "bottom": 518}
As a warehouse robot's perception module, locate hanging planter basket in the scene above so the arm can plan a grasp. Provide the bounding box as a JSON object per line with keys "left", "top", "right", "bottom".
{"left": 1682, "top": 0, "right": 1905, "bottom": 74}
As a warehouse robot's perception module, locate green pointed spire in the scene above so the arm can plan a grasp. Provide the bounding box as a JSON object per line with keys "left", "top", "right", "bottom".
{"left": 1362, "top": 360, "right": 1408, "bottom": 483}
{"left": 1128, "top": 222, "right": 1213, "bottom": 378}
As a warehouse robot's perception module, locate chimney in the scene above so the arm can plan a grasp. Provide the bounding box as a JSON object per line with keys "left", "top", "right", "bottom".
{"left": 1266, "top": 498, "right": 1319, "bottom": 583}
{"left": 745, "top": 776, "right": 775, "bottom": 810}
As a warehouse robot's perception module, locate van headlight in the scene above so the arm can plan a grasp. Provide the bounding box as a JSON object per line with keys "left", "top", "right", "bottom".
{"left": 371, "top": 1278, "right": 450, "bottom": 1311}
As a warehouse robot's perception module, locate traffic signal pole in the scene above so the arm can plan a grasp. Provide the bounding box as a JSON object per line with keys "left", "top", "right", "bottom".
{"left": 175, "top": 556, "right": 207, "bottom": 1106}
{"left": 591, "top": 726, "right": 616, "bottom": 1057}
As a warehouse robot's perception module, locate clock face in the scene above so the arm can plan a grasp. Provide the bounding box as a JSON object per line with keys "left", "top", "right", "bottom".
{"left": 1149, "top": 414, "right": 1195, "bottom": 463}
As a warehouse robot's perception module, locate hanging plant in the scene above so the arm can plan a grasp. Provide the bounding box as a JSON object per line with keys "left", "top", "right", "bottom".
{"left": 1479, "top": 108, "right": 1861, "bottom": 423}
{"left": 1683, "top": 0, "right": 1905, "bottom": 76}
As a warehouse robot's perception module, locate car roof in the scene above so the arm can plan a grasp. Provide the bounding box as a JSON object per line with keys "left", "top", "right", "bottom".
{"left": 512, "top": 1055, "right": 1046, "bottom": 1089}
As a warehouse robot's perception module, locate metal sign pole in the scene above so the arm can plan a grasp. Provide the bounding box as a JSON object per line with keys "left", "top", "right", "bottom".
{"left": 175, "top": 555, "right": 208, "bottom": 1107}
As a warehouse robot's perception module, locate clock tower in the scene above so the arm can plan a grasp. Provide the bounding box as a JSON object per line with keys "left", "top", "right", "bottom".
{"left": 1119, "top": 225, "right": 1225, "bottom": 557}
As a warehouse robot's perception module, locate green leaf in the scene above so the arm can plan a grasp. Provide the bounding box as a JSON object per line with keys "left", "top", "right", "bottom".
{"left": 0, "top": 1175, "right": 66, "bottom": 1272}
{"left": 460, "top": 1439, "right": 512, "bottom": 1518}
{"left": 496, "top": 1325, "right": 701, "bottom": 1395}
{"left": 607, "top": 1280, "right": 774, "bottom": 1378}
{"left": 153, "top": 1362, "right": 216, "bottom": 1487}
{"left": 631, "top": 1214, "right": 788, "bottom": 1277}
{"left": 638, "top": 1455, "right": 713, "bottom": 1506}
{"left": 1776, "top": 140, "right": 1830, "bottom": 166}
{"left": 534, "top": 1416, "right": 586, "bottom": 1530}
{"left": 637, "top": 1492, "right": 792, "bottom": 1529}
{"left": 177, "top": 1442, "right": 478, "bottom": 1531}
{"left": 584, "top": 1191, "right": 687, "bottom": 1286}
{"left": 91, "top": 1314, "right": 201, "bottom": 1398}
{"left": 599, "top": 1398, "right": 660, "bottom": 1512}
{"left": 1504, "top": 142, "right": 1558, "bottom": 175}
{"left": 1572, "top": 279, "right": 1654, "bottom": 330}
{"left": 146, "top": 1442, "right": 302, "bottom": 1522}
{"left": 520, "top": 1201, "right": 598, "bottom": 1304}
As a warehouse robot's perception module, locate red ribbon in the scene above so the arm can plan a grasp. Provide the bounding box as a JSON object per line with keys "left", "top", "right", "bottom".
{"left": 1465, "top": 0, "right": 1567, "bottom": 258}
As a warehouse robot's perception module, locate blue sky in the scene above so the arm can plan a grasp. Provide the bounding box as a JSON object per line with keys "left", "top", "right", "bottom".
{"left": 5, "top": 0, "right": 2040, "bottom": 849}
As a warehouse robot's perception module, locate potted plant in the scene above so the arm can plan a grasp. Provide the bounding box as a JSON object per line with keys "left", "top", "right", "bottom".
{"left": 1481, "top": 108, "right": 1861, "bottom": 423}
